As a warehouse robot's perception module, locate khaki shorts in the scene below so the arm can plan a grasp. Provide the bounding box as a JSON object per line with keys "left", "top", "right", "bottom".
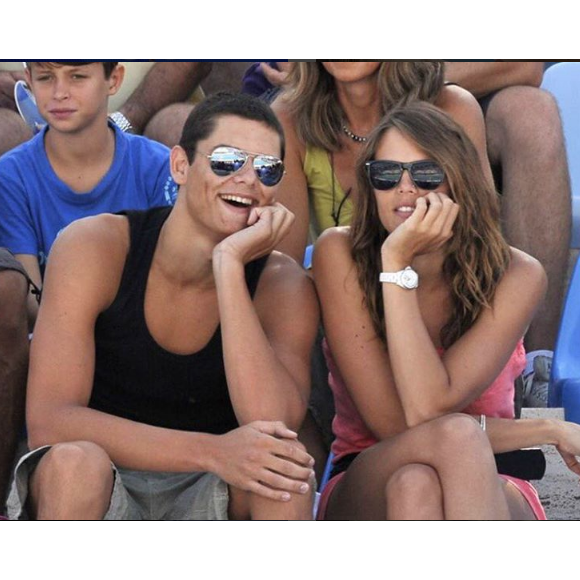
{"left": 0, "top": 248, "right": 29, "bottom": 281}
{"left": 7, "top": 446, "right": 229, "bottom": 520}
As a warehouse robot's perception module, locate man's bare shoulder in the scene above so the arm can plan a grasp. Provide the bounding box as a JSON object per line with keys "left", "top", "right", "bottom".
{"left": 44, "top": 213, "right": 131, "bottom": 309}
{"left": 52, "top": 213, "right": 130, "bottom": 260}
{"left": 254, "top": 251, "right": 319, "bottom": 338}
{"left": 260, "top": 250, "right": 312, "bottom": 290}
{"left": 256, "top": 251, "right": 317, "bottom": 310}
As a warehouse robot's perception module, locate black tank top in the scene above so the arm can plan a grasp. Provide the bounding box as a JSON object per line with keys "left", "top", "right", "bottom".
{"left": 89, "top": 206, "right": 269, "bottom": 433}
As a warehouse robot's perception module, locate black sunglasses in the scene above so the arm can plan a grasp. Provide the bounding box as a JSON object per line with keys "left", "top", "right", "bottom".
{"left": 205, "top": 146, "right": 285, "bottom": 187}
{"left": 365, "top": 160, "right": 445, "bottom": 191}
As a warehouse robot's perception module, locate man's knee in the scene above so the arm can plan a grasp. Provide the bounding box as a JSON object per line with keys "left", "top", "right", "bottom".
{"left": 486, "top": 87, "right": 564, "bottom": 158}
{"left": 230, "top": 470, "right": 316, "bottom": 521}
{"left": 28, "top": 442, "right": 114, "bottom": 519}
{"left": 249, "top": 478, "right": 315, "bottom": 521}
{"left": 33, "top": 442, "right": 113, "bottom": 491}
{"left": 144, "top": 103, "right": 195, "bottom": 147}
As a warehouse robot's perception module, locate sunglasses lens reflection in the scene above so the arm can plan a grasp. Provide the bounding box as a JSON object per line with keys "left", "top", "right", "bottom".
{"left": 254, "top": 158, "right": 285, "bottom": 186}
{"left": 411, "top": 161, "right": 445, "bottom": 190}
{"left": 368, "top": 161, "right": 445, "bottom": 191}
{"left": 210, "top": 147, "right": 247, "bottom": 176}
{"left": 209, "top": 147, "right": 284, "bottom": 186}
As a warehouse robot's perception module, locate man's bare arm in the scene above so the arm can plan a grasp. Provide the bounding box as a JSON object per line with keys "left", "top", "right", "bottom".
{"left": 119, "top": 61, "right": 212, "bottom": 134}
{"left": 215, "top": 250, "right": 319, "bottom": 431}
{"left": 26, "top": 216, "right": 226, "bottom": 474}
{"left": 445, "top": 62, "right": 545, "bottom": 98}
{"left": 27, "top": 215, "right": 313, "bottom": 499}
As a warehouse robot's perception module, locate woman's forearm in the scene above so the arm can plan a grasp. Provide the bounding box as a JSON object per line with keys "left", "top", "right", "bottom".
{"left": 485, "top": 417, "right": 560, "bottom": 453}
{"left": 381, "top": 252, "right": 458, "bottom": 425}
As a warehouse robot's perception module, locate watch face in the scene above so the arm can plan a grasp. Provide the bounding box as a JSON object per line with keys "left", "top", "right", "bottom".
{"left": 400, "top": 269, "right": 419, "bottom": 289}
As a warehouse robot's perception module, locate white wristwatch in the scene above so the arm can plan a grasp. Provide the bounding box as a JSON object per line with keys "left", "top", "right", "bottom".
{"left": 380, "top": 266, "right": 419, "bottom": 289}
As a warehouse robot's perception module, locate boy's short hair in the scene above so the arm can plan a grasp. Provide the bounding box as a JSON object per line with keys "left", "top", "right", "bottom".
{"left": 25, "top": 61, "right": 119, "bottom": 79}
{"left": 179, "top": 92, "right": 285, "bottom": 163}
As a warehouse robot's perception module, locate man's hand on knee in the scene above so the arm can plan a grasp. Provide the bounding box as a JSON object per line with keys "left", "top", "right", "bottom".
{"left": 209, "top": 421, "right": 315, "bottom": 502}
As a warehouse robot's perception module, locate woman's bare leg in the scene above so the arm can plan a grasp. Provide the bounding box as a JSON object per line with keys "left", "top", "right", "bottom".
{"left": 325, "top": 414, "right": 510, "bottom": 520}
{"left": 385, "top": 464, "right": 444, "bottom": 520}
{"left": 502, "top": 479, "right": 538, "bottom": 520}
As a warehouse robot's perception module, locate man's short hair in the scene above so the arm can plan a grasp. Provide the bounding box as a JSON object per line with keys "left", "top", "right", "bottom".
{"left": 179, "top": 92, "right": 285, "bottom": 163}
{"left": 25, "top": 61, "right": 119, "bottom": 79}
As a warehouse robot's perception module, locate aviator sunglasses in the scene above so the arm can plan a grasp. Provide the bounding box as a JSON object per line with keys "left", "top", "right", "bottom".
{"left": 205, "top": 146, "right": 285, "bottom": 187}
{"left": 366, "top": 160, "right": 446, "bottom": 191}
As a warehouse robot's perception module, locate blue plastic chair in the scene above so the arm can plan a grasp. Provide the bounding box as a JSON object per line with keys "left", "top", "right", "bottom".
{"left": 541, "top": 63, "right": 580, "bottom": 248}
{"left": 313, "top": 451, "right": 334, "bottom": 519}
{"left": 14, "top": 80, "right": 46, "bottom": 134}
{"left": 303, "top": 244, "right": 314, "bottom": 269}
{"left": 318, "top": 451, "right": 335, "bottom": 492}
{"left": 550, "top": 254, "right": 580, "bottom": 423}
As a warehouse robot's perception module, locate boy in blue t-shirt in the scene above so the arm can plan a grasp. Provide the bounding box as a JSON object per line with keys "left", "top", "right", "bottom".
{"left": 0, "top": 61, "right": 177, "bottom": 511}
{"left": 0, "top": 61, "right": 177, "bottom": 317}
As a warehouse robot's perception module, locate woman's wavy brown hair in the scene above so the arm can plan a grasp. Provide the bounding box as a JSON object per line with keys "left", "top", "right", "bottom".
{"left": 351, "top": 102, "right": 511, "bottom": 348}
{"left": 284, "top": 61, "right": 445, "bottom": 151}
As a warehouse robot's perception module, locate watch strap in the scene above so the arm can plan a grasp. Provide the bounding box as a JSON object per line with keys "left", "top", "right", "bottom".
{"left": 109, "top": 111, "right": 134, "bottom": 133}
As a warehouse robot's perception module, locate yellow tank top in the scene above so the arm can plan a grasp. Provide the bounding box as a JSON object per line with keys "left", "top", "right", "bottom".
{"left": 304, "top": 145, "right": 354, "bottom": 236}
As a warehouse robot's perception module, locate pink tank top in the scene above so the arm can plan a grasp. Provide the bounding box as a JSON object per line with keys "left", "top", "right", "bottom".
{"left": 325, "top": 339, "right": 526, "bottom": 462}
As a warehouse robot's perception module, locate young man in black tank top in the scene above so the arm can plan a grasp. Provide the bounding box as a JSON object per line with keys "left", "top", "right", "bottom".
{"left": 7, "top": 93, "right": 319, "bottom": 521}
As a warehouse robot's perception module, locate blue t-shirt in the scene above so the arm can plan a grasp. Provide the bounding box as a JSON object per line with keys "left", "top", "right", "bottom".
{"left": 0, "top": 122, "right": 178, "bottom": 274}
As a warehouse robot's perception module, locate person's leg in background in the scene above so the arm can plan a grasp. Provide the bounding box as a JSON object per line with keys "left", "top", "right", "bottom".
{"left": 485, "top": 87, "right": 571, "bottom": 406}
{"left": 143, "top": 62, "right": 256, "bottom": 147}
{"left": 0, "top": 109, "right": 32, "bottom": 157}
{"left": 143, "top": 103, "right": 196, "bottom": 148}
{"left": 202, "top": 62, "right": 256, "bottom": 95}
{"left": 485, "top": 86, "right": 571, "bottom": 353}
{"left": 0, "top": 266, "right": 30, "bottom": 513}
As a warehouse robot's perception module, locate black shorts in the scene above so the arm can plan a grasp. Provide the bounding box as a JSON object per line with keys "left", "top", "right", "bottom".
{"left": 477, "top": 90, "right": 504, "bottom": 188}
{"left": 477, "top": 90, "right": 498, "bottom": 117}
{"left": 329, "top": 449, "right": 546, "bottom": 481}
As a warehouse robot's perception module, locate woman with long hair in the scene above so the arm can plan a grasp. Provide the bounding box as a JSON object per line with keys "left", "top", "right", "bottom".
{"left": 273, "top": 61, "right": 491, "bottom": 262}
{"left": 314, "top": 102, "right": 580, "bottom": 520}
{"left": 274, "top": 62, "right": 493, "bottom": 472}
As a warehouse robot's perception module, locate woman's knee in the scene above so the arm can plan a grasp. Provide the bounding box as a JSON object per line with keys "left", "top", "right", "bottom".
{"left": 385, "top": 464, "right": 442, "bottom": 514}
{"left": 433, "top": 413, "right": 491, "bottom": 459}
